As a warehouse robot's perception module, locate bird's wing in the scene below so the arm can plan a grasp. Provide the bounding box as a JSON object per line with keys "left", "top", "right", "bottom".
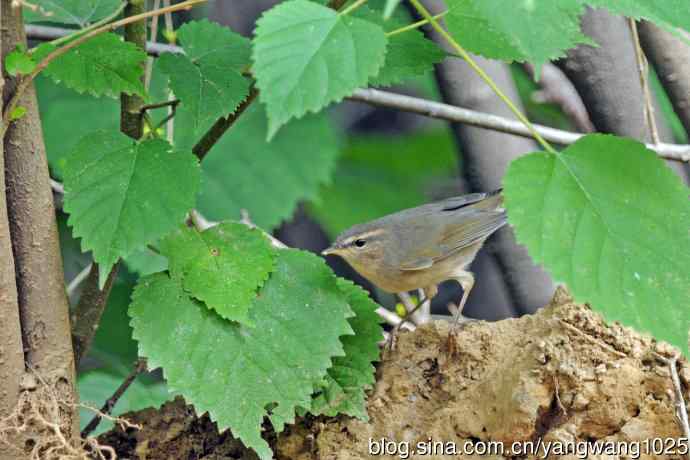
{"left": 398, "top": 192, "right": 506, "bottom": 271}
{"left": 436, "top": 209, "right": 506, "bottom": 254}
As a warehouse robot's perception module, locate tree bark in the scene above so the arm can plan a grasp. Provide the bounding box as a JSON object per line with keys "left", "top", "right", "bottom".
{"left": 0, "top": 11, "right": 25, "bottom": 457}
{"left": 1, "top": 0, "right": 77, "bottom": 436}
{"left": 558, "top": 9, "right": 668, "bottom": 141}
{"left": 415, "top": 0, "right": 555, "bottom": 316}
{"left": 638, "top": 21, "right": 690, "bottom": 138}
{"left": 558, "top": 8, "right": 687, "bottom": 181}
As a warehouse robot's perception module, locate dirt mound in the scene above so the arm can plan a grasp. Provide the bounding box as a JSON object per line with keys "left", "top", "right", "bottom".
{"left": 101, "top": 289, "right": 689, "bottom": 459}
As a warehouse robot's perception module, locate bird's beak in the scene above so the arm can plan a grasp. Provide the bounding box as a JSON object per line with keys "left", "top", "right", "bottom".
{"left": 321, "top": 246, "right": 338, "bottom": 256}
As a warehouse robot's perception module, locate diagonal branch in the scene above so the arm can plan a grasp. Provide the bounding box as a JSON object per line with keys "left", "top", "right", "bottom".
{"left": 22, "top": 24, "right": 690, "bottom": 162}
{"left": 347, "top": 88, "right": 690, "bottom": 162}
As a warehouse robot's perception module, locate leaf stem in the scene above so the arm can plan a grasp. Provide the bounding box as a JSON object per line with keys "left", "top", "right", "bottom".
{"left": 385, "top": 10, "right": 447, "bottom": 37}
{"left": 407, "top": 0, "right": 556, "bottom": 154}
{"left": 1, "top": 0, "right": 207, "bottom": 135}
{"left": 339, "top": 0, "right": 368, "bottom": 16}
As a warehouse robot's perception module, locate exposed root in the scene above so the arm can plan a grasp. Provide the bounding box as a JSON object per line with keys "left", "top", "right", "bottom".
{"left": 0, "top": 369, "right": 124, "bottom": 460}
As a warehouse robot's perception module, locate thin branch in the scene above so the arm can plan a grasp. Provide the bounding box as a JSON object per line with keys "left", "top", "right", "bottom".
{"left": 339, "top": 0, "right": 368, "bottom": 16}
{"left": 189, "top": 209, "right": 215, "bottom": 231}
{"left": 192, "top": 86, "right": 259, "bottom": 161}
{"left": 239, "top": 209, "right": 288, "bottom": 249}
{"left": 49, "top": 1, "right": 128, "bottom": 48}
{"left": 347, "top": 88, "right": 690, "bottom": 162}
{"left": 81, "top": 359, "right": 148, "bottom": 438}
{"left": 386, "top": 11, "right": 448, "bottom": 37}
{"left": 26, "top": 24, "right": 182, "bottom": 56}
{"left": 522, "top": 62, "right": 595, "bottom": 133}
{"left": 408, "top": 0, "right": 556, "bottom": 153}
{"left": 2, "top": 0, "right": 207, "bottom": 133}
{"left": 629, "top": 18, "right": 661, "bottom": 144}
{"left": 25, "top": 24, "right": 690, "bottom": 162}
{"left": 144, "top": 0, "right": 161, "bottom": 90}
{"left": 326, "top": 0, "right": 349, "bottom": 9}
{"left": 66, "top": 263, "right": 93, "bottom": 301}
{"left": 139, "top": 99, "right": 180, "bottom": 113}
{"left": 639, "top": 21, "right": 690, "bottom": 138}
{"left": 71, "top": 263, "right": 120, "bottom": 364}
{"left": 654, "top": 353, "right": 690, "bottom": 444}
{"left": 376, "top": 307, "right": 415, "bottom": 331}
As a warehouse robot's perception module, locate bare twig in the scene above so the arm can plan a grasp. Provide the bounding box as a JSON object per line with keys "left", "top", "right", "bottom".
{"left": 639, "top": 21, "right": 690, "bottom": 137}
{"left": 189, "top": 209, "right": 215, "bottom": 231}
{"left": 2, "top": 0, "right": 207, "bottom": 133}
{"left": 559, "top": 319, "right": 628, "bottom": 359}
{"left": 71, "top": 263, "right": 120, "bottom": 364}
{"left": 655, "top": 353, "right": 690, "bottom": 444}
{"left": 144, "top": 0, "right": 161, "bottom": 90}
{"left": 21, "top": 26, "right": 690, "bottom": 161}
{"left": 139, "top": 99, "right": 179, "bottom": 113}
{"left": 66, "top": 263, "right": 93, "bottom": 301}
{"left": 523, "top": 62, "right": 595, "bottom": 133}
{"left": 192, "top": 86, "right": 259, "bottom": 161}
{"left": 348, "top": 88, "right": 690, "bottom": 162}
{"left": 26, "top": 24, "right": 182, "bottom": 56}
{"left": 49, "top": 1, "right": 128, "bottom": 48}
{"left": 81, "top": 359, "right": 148, "bottom": 438}
{"left": 629, "top": 18, "right": 661, "bottom": 144}
{"left": 239, "top": 209, "right": 288, "bottom": 249}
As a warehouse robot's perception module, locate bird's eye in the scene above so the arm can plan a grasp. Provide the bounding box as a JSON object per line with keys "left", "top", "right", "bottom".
{"left": 354, "top": 239, "right": 366, "bottom": 248}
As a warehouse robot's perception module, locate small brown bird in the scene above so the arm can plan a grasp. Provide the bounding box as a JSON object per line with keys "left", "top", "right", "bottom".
{"left": 322, "top": 190, "right": 506, "bottom": 331}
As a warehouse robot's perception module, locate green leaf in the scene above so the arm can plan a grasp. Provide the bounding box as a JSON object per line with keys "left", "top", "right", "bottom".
{"left": 63, "top": 132, "right": 200, "bottom": 287}
{"left": 504, "top": 134, "right": 690, "bottom": 352}
{"left": 130, "top": 250, "right": 354, "bottom": 460}
{"left": 443, "top": 0, "right": 690, "bottom": 73}
{"left": 445, "top": 0, "right": 593, "bottom": 72}
{"left": 124, "top": 247, "right": 168, "bottom": 276}
{"left": 158, "top": 20, "right": 251, "bottom": 139}
{"left": 160, "top": 223, "right": 276, "bottom": 325}
{"left": 36, "top": 33, "right": 146, "bottom": 98}
{"left": 177, "top": 19, "right": 252, "bottom": 70}
{"left": 253, "top": 0, "right": 387, "bottom": 138}
{"left": 5, "top": 48, "right": 35, "bottom": 76}
{"left": 9, "top": 106, "right": 27, "bottom": 121}
{"left": 586, "top": 0, "right": 690, "bottom": 39}
{"left": 311, "top": 278, "right": 382, "bottom": 418}
{"left": 36, "top": 75, "right": 120, "bottom": 178}
{"left": 353, "top": 7, "right": 445, "bottom": 87}
{"left": 24, "top": 0, "right": 121, "bottom": 26}
{"left": 197, "top": 104, "right": 339, "bottom": 230}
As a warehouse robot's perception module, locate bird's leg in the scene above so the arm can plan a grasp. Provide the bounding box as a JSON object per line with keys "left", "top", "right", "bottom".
{"left": 447, "top": 271, "right": 475, "bottom": 353}
{"left": 450, "top": 271, "right": 475, "bottom": 327}
{"left": 385, "top": 291, "right": 431, "bottom": 352}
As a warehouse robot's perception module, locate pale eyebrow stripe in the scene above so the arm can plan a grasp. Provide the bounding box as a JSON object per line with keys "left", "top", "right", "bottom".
{"left": 341, "top": 228, "right": 386, "bottom": 245}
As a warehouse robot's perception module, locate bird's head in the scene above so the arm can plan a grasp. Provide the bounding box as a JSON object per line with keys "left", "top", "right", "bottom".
{"left": 321, "top": 224, "right": 388, "bottom": 270}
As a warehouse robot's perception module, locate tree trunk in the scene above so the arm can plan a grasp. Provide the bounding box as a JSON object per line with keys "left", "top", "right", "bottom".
{"left": 1, "top": 0, "right": 77, "bottom": 439}
{"left": 558, "top": 8, "right": 687, "bottom": 182}
{"left": 0, "top": 10, "right": 25, "bottom": 459}
{"left": 638, "top": 21, "right": 690, "bottom": 138}
{"left": 415, "top": 0, "right": 555, "bottom": 316}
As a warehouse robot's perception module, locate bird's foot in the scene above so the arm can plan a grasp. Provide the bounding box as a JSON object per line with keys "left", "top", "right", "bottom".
{"left": 444, "top": 312, "right": 479, "bottom": 356}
